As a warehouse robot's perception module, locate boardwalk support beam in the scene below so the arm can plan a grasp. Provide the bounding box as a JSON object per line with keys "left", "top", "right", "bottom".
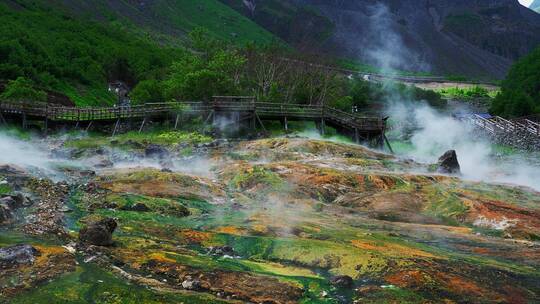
{"left": 139, "top": 117, "right": 147, "bottom": 133}
{"left": 22, "top": 113, "right": 27, "bottom": 129}
{"left": 174, "top": 114, "right": 180, "bottom": 129}
{"left": 0, "top": 112, "right": 6, "bottom": 125}
{"left": 112, "top": 119, "right": 121, "bottom": 137}
{"left": 43, "top": 117, "right": 48, "bottom": 136}
{"left": 85, "top": 121, "right": 93, "bottom": 132}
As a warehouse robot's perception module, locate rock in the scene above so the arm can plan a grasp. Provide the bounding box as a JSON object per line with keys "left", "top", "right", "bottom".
{"left": 330, "top": 275, "right": 354, "bottom": 288}
{"left": 79, "top": 218, "right": 118, "bottom": 246}
{"left": 161, "top": 168, "right": 173, "bottom": 173}
{"left": 11, "top": 192, "right": 32, "bottom": 207}
{"left": 94, "top": 158, "right": 114, "bottom": 168}
{"left": 0, "top": 203, "right": 13, "bottom": 224}
{"left": 0, "top": 196, "right": 17, "bottom": 208}
{"left": 125, "top": 140, "right": 143, "bottom": 149}
{"left": 181, "top": 276, "right": 202, "bottom": 290}
{"left": 145, "top": 144, "right": 169, "bottom": 158}
{"left": 121, "top": 202, "right": 150, "bottom": 212}
{"left": 208, "top": 245, "right": 235, "bottom": 256}
{"left": 437, "top": 150, "right": 461, "bottom": 174}
{"left": 0, "top": 244, "right": 40, "bottom": 266}
{"left": 356, "top": 285, "right": 382, "bottom": 296}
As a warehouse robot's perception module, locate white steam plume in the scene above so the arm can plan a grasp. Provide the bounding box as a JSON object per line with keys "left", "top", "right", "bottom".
{"left": 362, "top": 3, "right": 540, "bottom": 191}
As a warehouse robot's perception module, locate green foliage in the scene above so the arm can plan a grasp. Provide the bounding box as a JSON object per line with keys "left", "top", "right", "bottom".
{"left": 439, "top": 86, "right": 491, "bottom": 100}
{"left": 163, "top": 30, "right": 246, "bottom": 101}
{"left": 491, "top": 47, "right": 540, "bottom": 117}
{"left": 0, "top": 3, "right": 178, "bottom": 106}
{"left": 0, "top": 77, "right": 47, "bottom": 102}
{"left": 391, "top": 83, "right": 446, "bottom": 108}
{"left": 64, "top": 130, "right": 212, "bottom": 150}
{"left": 229, "top": 166, "right": 286, "bottom": 192}
{"left": 129, "top": 79, "right": 165, "bottom": 104}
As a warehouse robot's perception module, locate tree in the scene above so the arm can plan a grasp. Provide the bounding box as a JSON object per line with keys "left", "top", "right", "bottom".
{"left": 0, "top": 77, "right": 47, "bottom": 102}
{"left": 130, "top": 79, "right": 164, "bottom": 104}
{"left": 491, "top": 47, "right": 540, "bottom": 117}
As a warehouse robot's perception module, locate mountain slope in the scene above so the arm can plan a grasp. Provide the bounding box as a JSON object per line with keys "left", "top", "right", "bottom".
{"left": 224, "top": 0, "right": 540, "bottom": 79}
{"left": 5, "top": 0, "right": 279, "bottom": 46}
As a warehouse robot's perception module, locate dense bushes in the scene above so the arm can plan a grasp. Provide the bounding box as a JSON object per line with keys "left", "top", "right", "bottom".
{"left": 0, "top": 3, "right": 178, "bottom": 106}
{"left": 0, "top": 77, "right": 47, "bottom": 102}
{"left": 491, "top": 47, "right": 540, "bottom": 117}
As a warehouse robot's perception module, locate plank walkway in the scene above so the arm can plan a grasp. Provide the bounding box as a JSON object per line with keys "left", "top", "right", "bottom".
{"left": 462, "top": 114, "right": 540, "bottom": 150}
{"left": 0, "top": 98, "right": 388, "bottom": 146}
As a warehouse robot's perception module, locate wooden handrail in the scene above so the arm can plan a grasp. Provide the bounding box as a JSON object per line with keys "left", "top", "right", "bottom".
{"left": 0, "top": 99, "right": 385, "bottom": 131}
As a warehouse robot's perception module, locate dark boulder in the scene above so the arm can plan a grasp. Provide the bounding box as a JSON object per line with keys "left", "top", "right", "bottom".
{"left": 145, "top": 144, "right": 169, "bottom": 158}
{"left": 330, "top": 275, "right": 354, "bottom": 288}
{"left": 120, "top": 202, "right": 150, "bottom": 212}
{"left": 437, "top": 150, "right": 461, "bottom": 174}
{"left": 208, "top": 245, "right": 235, "bottom": 256}
{"left": 2, "top": 193, "right": 32, "bottom": 208}
{"left": 79, "top": 218, "right": 118, "bottom": 246}
{"left": 0, "top": 244, "right": 40, "bottom": 266}
{"left": 0, "top": 202, "right": 13, "bottom": 224}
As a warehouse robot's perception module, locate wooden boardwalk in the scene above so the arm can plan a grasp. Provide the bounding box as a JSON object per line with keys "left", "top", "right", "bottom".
{"left": 0, "top": 97, "right": 389, "bottom": 147}
{"left": 462, "top": 114, "right": 540, "bottom": 150}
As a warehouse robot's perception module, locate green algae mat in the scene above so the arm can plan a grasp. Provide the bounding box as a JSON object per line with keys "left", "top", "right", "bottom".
{"left": 1, "top": 137, "right": 540, "bottom": 303}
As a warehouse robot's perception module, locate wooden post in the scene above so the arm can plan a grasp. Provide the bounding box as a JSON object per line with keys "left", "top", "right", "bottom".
{"left": 139, "top": 117, "right": 147, "bottom": 133}
{"left": 284, "top": 117, "right": 288, "bottom": 131}
{"left": 22, "top": 113, "right": 27, "bottom": 129}
{"left": 255, "top": 112, "right": 266, "bottom": 132}
{"left": 174, "top": 114, "right": 180, "bottom": 129}
{"left": 251, "top": 112, "right": 256, "bottom": 131}
{"left": 354, "top": 128, "right": 360, "bottom": 144}
{"left": 43, "top": 117, "right": 48, "bottom": 137}
{"left": 384, "top": 135, "right": 394, "bottom": 154}
{"left": 112, "top": 119, "right": 121, "bottom": 137}
{"left": 320, "top": 118, "right": 325, "bottom": 136}
{"left": 0, "top": 112, "right": 7, "bottom": 125}
{"left": 86, "top": 121, "right": 93, "bottom": 132}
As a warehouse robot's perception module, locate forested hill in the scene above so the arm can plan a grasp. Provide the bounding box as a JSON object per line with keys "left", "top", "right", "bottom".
{"left": 0, "top": 0, "right": 281, "bottom": 106}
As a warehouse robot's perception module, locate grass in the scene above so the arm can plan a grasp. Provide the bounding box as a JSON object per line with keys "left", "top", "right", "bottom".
{"left": 55, "top": 82, "right": 117, "bottom": 107}
{"left": 437, "top": 86, "right": 497, "bottom": 100}
{"left": 8, "top": 261, "right": 229, "bottom": 304}
{"left": 64, "top": 129, "right": 212, "bottom": 150}
{"left": 105, "top": 193, "right": 190, "bottom": 217}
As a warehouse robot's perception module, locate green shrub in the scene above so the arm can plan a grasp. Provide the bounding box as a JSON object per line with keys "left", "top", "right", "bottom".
{"left": 0, "top": 77, "right": 47, "bottom": 102}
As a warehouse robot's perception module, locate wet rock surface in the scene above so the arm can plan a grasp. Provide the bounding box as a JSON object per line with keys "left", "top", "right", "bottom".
{"left": 0, "top": 245, "right": 39, "bottom": 267}
{"left": 437, "top": 149, "right": 461, "bottom": 174}
{"left": 330, "top": 275, "right": 354, "bottom": 288}
{"left": 79, "top": 218, "right": 118, "bottom": 246}
{"left": 145, "top": 144, "right": 169, "bottom": 158}
{"left": 1, "top": 137, "right": 540, "bottom": 303}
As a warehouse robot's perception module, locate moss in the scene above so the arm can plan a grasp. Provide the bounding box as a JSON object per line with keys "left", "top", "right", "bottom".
{"left": 229, "top": 165, "right": 286, "bottom": 192}
{"left": 423, "top": 186, "right": 469, "bottom": 226}
{"left": 64, "top": 130, "right": 212, "bottom": 150}
{"left": 105, "top": 193, "right": 190, "bottom": 217}
{"left": 0, "top": 182, "right": 12, "bottom": 195}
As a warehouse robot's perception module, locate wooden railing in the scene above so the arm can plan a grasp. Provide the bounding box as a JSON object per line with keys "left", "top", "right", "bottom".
{"left": 0, "top": 100, "right": 384, "bottom": 131}
{"left": 465, "top": 114, "right": 540, "bottom": 137}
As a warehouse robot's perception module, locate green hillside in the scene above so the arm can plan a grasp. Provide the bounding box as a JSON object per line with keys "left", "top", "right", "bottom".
{"left": 32, "top": 0, "right": 280, "bottom": 45}
{"left": 0, "top": 0, "right": 281, "bottom": 106}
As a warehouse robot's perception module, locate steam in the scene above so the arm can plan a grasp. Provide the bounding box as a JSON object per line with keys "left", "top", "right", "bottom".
{"left": 364, "top": 3, "right": 540, "bottom": 191}
{"left": 364, "top": 3, "right": 429, "bottom": 74}
{"left": 0, "top": 131, "right": 53, "bottom": 171}
{"left": 388, "top": 102, "right": 540, "bottom": 191}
